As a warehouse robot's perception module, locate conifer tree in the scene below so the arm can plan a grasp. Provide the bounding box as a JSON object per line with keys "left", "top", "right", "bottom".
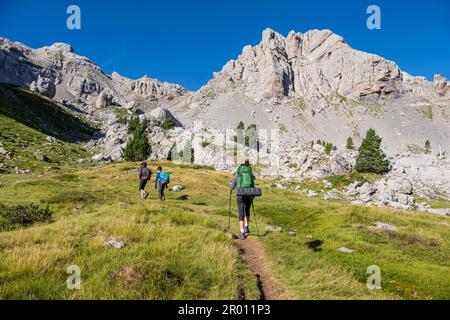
{"left": 124, "top": 119, "right": 151, "bottom": 161}
{"left": 355, "top": 129, "right": 390, "bottom": 174}
{"left": 346, "top": 136, "right": 355, "bottom": 150}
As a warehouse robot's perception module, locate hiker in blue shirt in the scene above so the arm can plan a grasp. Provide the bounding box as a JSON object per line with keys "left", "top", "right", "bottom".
{"left": 154, "top": 166, "right": 170, "bottom": 201}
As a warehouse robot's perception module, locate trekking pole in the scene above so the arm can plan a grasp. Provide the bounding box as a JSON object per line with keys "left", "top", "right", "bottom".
{"left": 228, "top": 190, "right": 232, "bottom": 231}
{"left": 251, "top": 201, "right": 260, "bottom": 237}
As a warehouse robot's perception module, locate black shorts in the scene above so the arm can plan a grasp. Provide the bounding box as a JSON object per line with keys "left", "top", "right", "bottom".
{"left": 139, "top": 179, "right": 148, "bottom": 191}
{"left": 237, "top": 196, "right": 253, "bottom": 221}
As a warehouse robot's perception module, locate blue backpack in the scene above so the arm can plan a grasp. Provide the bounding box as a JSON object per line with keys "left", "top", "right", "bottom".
{"left": 160, "top": 172, "right": 170, "bottom": 184}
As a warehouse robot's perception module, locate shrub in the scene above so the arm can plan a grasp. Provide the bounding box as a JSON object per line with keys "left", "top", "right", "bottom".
{"left": 324, "top": 142, "right": 334, "bottom": 155}
{"left": 167, "top": 143, "right": 177, "bottom": 161}
{"left": 44, "top": 191, "right": 97, "bottom": 204}
{"left": 116, "top": 116, "right": 128, "bottom": 125}
{"left": 245, "top": 124, "right": 257, "bottom": 149}
{"left": 127, "top": 116, "right": 140, "bottom": 134}
{"left": 0, "top": 204, "right": 52, "bottom": 229}
{"left": 237, "top": 121, "right": 245, "bottom": 130}
{"left": 425, "top": 140, "right": 431, "bottom": 154}
{"left": 124, "top": 119, "right": 151, "bottom": 161}
{"left": 346, "top": 136, "right": 355, "bottom": 150}
{"left": 355, "top": 128, "right": 390, "bottom": 174}
{"left": 160, "top": 119, "right": 176, "bottom": 131}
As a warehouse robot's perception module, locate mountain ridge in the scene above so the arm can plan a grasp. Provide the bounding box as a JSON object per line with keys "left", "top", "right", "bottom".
{"left": 1, "top": 29, "right": 450, "bottom": 205}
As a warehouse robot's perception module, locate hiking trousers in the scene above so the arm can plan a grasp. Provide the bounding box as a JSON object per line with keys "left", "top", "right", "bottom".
{"left": 158, "top": 182, "right": 167, "bottom": 200}
{"left": 237, "top": 196, "right": 253, "bottom": 221}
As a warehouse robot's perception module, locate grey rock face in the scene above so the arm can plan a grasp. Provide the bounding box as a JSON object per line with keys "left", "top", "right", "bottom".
{"left": 347, "top": 174, "right": 418, "bottom": 211}
{"left": 282, "top": 146, "right": 356, "bottom": 179}
{"left": 0, "top": 38, "right": 189, "bottom": 110}
{"left": 359, "top": 182, "right": 377, "bottom": 202}
{"left": 206, "top": 28, "right": 447, "bottom": 105}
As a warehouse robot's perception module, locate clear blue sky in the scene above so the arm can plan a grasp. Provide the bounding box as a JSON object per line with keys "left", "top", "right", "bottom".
{"left": 1, "top": 0, "right": 449, "bottom": 90}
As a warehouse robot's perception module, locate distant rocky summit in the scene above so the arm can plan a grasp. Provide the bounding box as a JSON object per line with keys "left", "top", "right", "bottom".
{"left": 1, "top": 28, "right": 449, "bottom": 212}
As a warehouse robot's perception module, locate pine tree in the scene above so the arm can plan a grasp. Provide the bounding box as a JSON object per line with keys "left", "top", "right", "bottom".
{"left": 160, "top": 119, "right": 176, "bottom": 130}
{"left": 124, "top": 119, "right": 151, "bottom": 161}
{"left": 354, "top": 129, "right": 390, "bottom": 174}
{"left": 425, "top": 140, "right": 431, "bottom": 154}
{"left": 324, "top": 142, "right": 334, "bottom": 155}
{"left": 245, "top": 124, "right": 257, "bottom": 149}
{"left": 127, "top": 116, "right": 140, "bottom": 134}
{"left": 346, "top": 136, "right": 355, "bottom": 150}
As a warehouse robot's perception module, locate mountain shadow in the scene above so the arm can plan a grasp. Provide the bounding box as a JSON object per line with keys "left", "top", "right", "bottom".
{"left": 0, "top": 83, "right": 97, "bottom": 142}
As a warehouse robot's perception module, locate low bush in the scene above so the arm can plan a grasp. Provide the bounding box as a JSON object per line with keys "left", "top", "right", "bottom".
{"left": 0, "top": 204, "right": 53, "bottom": 230}
{"left": 44, "top": 191, "right": 98, "bottom": 204}
{"left": 160, "top": 119, "right": 176, "bottom": 131}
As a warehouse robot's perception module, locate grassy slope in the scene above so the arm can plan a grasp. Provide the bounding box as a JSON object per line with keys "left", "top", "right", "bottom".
{"left": 0, "top": 84, "right": 96, "bottom": 142}
{"left": 0, "top": 163, "right": 260, "bottom": 299}
{"left": 0, "top": 85, "right": 97, "bottom": 173}
{"left": 1, "top": 162, "right": 449, "bottom": 299}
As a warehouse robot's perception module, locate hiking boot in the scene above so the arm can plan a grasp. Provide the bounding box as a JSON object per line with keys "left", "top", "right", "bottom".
{"left": 144, "top": 192, "right": 149, "bottom": 199}
{"left": 239, "top": 232, "right": 246, "bottom": 240}
{"left": 245, "top": 226, "right": 250, "bottom": 234}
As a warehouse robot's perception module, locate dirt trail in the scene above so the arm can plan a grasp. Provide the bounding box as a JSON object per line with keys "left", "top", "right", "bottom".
{"left": 235, "top": 236, "right": 286, "bottom": 300}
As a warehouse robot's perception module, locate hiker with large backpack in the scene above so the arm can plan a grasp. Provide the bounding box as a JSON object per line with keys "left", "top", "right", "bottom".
{"left": 154, "top": 166, "right": 170, "bottom": 201}
{"left": 230, "top": 160, "right": 257, "bottom": 240}
{"left": 139, "top": 162, "right": 152, "bottom": 199}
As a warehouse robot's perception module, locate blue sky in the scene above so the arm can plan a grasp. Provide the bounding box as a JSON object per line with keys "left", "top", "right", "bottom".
{"left": 1, "top": 0, "right": 449, "bottom": 90}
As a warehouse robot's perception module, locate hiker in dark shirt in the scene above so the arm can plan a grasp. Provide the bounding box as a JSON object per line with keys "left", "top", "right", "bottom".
{"left": 139, "top": 162, "right": 152, "bottom": 199}
{"left": 230, "top": 160, "right": 256, "bottom": 240}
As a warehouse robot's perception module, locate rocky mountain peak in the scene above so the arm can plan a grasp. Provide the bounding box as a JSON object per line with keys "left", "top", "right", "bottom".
{"left": 206, "top": 28, "right": 446, "bottom": 104}
{"left": 41, "top": 42, "right": 74, "bottom": 54}
{"left": 0, "top": 38, "right": 189, "bottom": 108}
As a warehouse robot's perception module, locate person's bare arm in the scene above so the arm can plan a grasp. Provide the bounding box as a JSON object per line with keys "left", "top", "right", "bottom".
{"left": 229, "top": 175, "right": 237, "bottom": 190}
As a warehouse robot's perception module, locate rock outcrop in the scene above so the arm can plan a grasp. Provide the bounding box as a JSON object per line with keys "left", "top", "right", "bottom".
{"left": 205, "top": 28, "right": 447, "bottom": 105}
{"left": 0, "top": 38, "right": 189, "bottom": 111}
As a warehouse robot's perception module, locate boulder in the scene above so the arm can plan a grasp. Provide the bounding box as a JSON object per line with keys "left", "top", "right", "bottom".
{"left": 346, "top": 181, "right": 361, "bottom": 196}
{"left": 373, "top": 222, "right": 397, "bottom": 231}
{"left": 0, "top": 163, "right": 8, "bottom": 173}
{"left": 305, "top": 189, "right": 319, "bottom": 197}
{"left": 388, "top": 201, "right": 412, "bottom": 210}
{"left": 265, "top": 226, "right": 282, "bottom": 233}
{"left": 33, "top": 151, "right": 50, "bottom": 162}
{"left": 359, "top": 182, "right": 376, "bottom": 202}
{"left": 105, "top": 239, "right": 125, "bottom": 250}
{"left": 323, "top": 188, "right": 343, "bottom": 200}
{"left": 397, "top": 194, "right": 416, "bottom": 206}
{"left": 0, "top": 147, "right": 12, "bottom": 160}
{"left": 46, "top": 136, "right": 60, "bottom": 144}
{"left": 170, "top": 185, "right": 184, "bottom": 192}
{"left": 337, "top": 247, "right": 354, "bottom": 253}
{"left": 386, "top": 177, "right": 412, "bottom": 195}
{"left": 96, "top": 90, "right": 114, "bottom": 108}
